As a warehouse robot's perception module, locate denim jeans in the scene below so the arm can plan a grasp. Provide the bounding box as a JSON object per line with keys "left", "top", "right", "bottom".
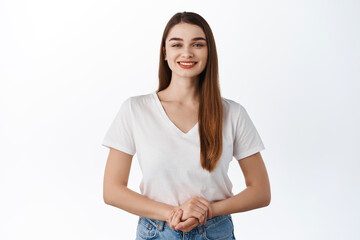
{"left": 136, "top": 214, "right": 236, "bottom": 240}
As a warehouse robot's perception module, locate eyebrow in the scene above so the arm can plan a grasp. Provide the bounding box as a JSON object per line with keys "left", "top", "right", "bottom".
{"left": 168, "top": 37, "right": 206, "bottom": 42}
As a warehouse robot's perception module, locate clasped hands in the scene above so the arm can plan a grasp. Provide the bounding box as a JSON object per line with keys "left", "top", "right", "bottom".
{"left": 166, "top": 196, "right": 213, "bottom": 233}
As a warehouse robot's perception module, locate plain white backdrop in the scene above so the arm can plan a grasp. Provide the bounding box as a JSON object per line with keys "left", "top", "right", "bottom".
{"left": 1, "top": 0, "right": 359, "bottom": 239}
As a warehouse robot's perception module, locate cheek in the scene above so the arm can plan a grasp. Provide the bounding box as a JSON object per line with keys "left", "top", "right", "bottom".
{"left": 202, "top": 53, "right": 208, "bottom": 65}
{"left": 201, "top": 50, "right": 208, "bottom": 61}
{"left": 165, "top": 50, "right": 177, "bottom": 61}
{"left": 166, "top": 54, "right": 177, "bottom": 68}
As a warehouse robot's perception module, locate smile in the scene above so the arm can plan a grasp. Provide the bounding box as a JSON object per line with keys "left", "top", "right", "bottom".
{"left": 177, "top": 61, "right": 198, "bottom": 69}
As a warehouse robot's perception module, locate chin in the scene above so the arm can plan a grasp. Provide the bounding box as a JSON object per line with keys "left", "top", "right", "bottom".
{"left": 179, "top": 73, "right": 201, "bottom": 79}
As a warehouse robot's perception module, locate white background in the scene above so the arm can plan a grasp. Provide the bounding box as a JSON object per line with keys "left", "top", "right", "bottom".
{"left": 1, "top": 0, "right": 359, "bottom": 239}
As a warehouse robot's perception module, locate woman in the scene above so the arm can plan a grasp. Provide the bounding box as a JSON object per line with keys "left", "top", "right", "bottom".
{"left": 102, "top": 11, "right": 271, "bottom": 239}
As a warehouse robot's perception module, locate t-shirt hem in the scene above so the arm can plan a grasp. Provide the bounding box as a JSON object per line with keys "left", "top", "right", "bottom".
{"left": 233, "top": 144, "right": 265, "bottom": 160}
{"left": 101, "top": 140, "right": 136, "bottom": 156}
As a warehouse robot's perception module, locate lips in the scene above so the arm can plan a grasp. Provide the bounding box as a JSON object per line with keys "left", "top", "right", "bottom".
{"left": 177, "top": 61, "right": 198, "bottom": 69}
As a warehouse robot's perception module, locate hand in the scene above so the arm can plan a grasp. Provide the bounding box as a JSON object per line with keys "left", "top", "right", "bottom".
{"left": 165, "top": 196, "right": 213, "bottom": 232}
{"left": 166, "top": 208, "right": 181, "bottom": 230}
{"left": 178, "top": 196, "right": 213, "bottom": 226}
{"left": 166, "top": 208, "right": 200, "bottom": 233}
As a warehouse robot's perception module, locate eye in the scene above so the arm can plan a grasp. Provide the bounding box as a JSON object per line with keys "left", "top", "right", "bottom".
{"left": 194, "top": 43, "right": 204, "bottom": 47}
{"left": 172, "top": 44, "right": 181, "bottom": 47}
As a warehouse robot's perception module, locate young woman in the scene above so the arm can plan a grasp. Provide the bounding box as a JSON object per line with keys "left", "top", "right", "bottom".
{"left": 102, "top": 11, "right": 271, "bottom": 240}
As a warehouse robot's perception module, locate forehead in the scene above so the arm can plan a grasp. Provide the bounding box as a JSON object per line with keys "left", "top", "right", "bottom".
{"left": 166, "top": 23, "right": 206, "bottom": 41}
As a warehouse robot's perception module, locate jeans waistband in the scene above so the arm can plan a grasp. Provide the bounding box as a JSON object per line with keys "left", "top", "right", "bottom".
{"left": 139, "top": 214, "right": 232, "bottom": 233}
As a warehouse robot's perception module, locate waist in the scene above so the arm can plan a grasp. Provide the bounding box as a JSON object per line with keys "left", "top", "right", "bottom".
{"left": 138, "top": 214, "right": 233, "bottom": 233}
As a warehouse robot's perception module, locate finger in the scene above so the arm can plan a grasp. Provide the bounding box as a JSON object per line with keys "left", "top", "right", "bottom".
{"left": 170, "top": 210, "right": 178, "bottom": 228}
{"left": 207, "top": 203, "right": 213, "bottom": 220}
{"left": 191, "top": 199, "right": 210, "bottom": 223}
{"left": 187, "top": 203, "right": 208, "bottom": 222}
{"left": 175, "top": 217, "right": 198, "bottom": 231}
{"left": 199, "top": 210, "right": 207, "bottom": 226}
{"left": 167, "top": 210, "right": 174, "bottom": 226}
{"left": 194, "top": 196, "right": 211, "bottom": 213}
{"left": 172, "top": 209, "right": 183, "bottom": 227}
{"left": 194, "top": 196, "right": 212, "bottom": 219}
{"left": 172, "top": 209, "right": 182, "bottom": 226}
{"left": 177, "top": 218, "right": 199, "bottom": 232}
{"left": 190, "top": 198, "right": 209, "bottom": 213}
{"left": 169, "top": 210, "right": 175, "bottom": 220}
{"left": 190, "top": 208, "right": 208, "bottom": 225}
{"left": 169, "top": 210, "right": 177, "bottom": 229}
{"left": 204, "top": 210, "right": 207, "bottom": 225}
{"left": 183, "top": 198, "right": 209, "bottom": 221}
{"left": 182, "top": 221, "right": 199, "bottom": 233}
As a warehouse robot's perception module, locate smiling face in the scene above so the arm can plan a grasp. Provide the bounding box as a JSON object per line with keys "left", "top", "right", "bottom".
{"left": 163, "top": 22, "right": 208, "bottom": 80}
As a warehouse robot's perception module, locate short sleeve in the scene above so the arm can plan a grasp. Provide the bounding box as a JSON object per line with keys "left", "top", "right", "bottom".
{"left": 233, "top": 104, "right": 265, "bottom": 160}
{"left": 101, "top": 97, "right": 136, "bottom": 155}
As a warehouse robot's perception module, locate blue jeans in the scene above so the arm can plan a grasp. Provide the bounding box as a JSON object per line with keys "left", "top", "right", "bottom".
{"left": 136, "top": 214, "right": 236, "bottom": 240}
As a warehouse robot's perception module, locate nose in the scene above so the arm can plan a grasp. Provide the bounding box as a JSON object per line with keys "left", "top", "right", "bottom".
{"left": 181, "top": 46, "right": 194, "bottom": 58}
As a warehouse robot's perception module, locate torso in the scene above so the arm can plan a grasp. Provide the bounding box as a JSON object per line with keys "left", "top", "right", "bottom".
{"left": 156, "top": 91, "right": 199, "bottom": 134}
{"left": 102, "top": 91, "right": 265, "bottom": 206}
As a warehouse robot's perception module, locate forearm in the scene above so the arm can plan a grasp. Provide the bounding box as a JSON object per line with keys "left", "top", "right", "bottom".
{"left": 211, "top": 186, "right": 271, "bottom": 217}
{"left": 104, "top": 185, "right": 174, "bottom": 221}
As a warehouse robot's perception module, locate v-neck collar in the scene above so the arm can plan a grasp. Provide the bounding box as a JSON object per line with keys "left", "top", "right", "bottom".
{"left": 152, "top": 91, "right": 199, "bottom": 137}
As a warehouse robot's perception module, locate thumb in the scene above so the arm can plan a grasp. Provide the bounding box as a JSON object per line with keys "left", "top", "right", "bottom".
{"left": 175, "top": 217, "right": 197, "bottom": 230}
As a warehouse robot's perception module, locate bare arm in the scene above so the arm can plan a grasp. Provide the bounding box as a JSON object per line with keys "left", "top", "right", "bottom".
{"left": 210, "top": 152, "right": 271, "bottom": 217}
{"left": 103, "top": 147, "right": 175, "bottom": 221}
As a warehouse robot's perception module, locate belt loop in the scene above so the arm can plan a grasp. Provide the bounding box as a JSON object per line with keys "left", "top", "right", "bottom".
{"left": 156, "top": 220, "right": 165, "bottom": 231}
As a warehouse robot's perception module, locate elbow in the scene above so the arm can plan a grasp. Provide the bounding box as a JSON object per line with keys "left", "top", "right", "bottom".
{"left": 255, "top": 185, "right": 271, "bottom": 207}
{"left": 259, "top": 196, "right": 270, "bottom": 208}
{"left": 260, "top": 180, "right": 271, "bottom": 207}
{"left": 264, "top": 195, "right": 271, "bottom": 207}
{"left": 262, "top": 189, "right": 271, "bottom": 207}
{"left": 103, "top": 191, "right": 112, "bottom": 205}
{"left": 103, "top": 195, "right": 111, "bottom": 205}
{"left": 103, "top": 185, "right": 115, "bottom": 205}
{"left": 103, "top": 184, "right": 126, "bottom": 205}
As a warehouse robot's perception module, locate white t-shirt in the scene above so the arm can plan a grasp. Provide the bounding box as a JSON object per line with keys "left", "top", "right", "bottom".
{"left": 102, "top": 91, "right": 265, "bottom": 206}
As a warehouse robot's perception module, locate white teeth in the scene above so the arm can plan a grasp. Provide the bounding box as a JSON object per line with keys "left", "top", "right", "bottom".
{"left": 179, "top": 62, "right": 196, "bottom": 65}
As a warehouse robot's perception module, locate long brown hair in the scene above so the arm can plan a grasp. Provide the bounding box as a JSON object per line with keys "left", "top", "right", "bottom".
{"left": 158, "top": 11, "right": 223, "bottom": 173}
